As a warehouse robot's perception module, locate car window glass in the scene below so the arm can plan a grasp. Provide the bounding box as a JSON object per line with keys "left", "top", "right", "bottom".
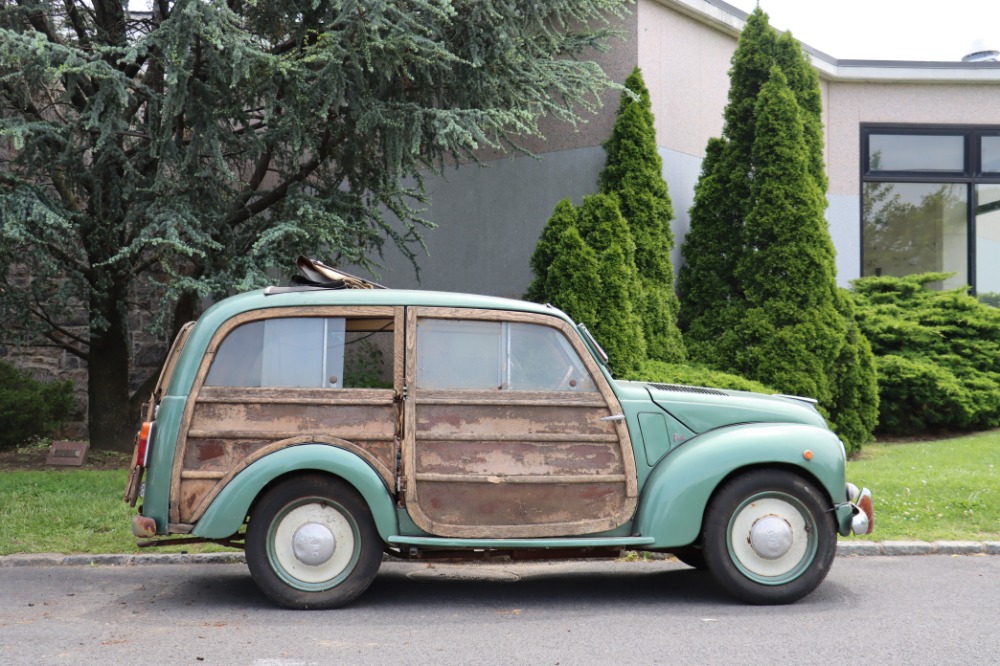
{"left": 416, "top": 319, "right": 501, "bottom": 389}
{"left": 415, "top": 318, "right": 595, "bottom": 392}
{"left": 509, "top": 323, "right": 596, "bottom": 391}
{"left": 206, "top": 317, "right": 392, "bottom": 388}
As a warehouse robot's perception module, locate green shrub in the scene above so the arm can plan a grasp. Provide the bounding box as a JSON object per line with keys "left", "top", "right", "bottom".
{"left": 873, "top": 355, "right": 985, "bottom": 434}
{"left": 630, "top": 360, "right": 775, "bottom": 394}
{"left": 829, "top": 290, "right": 880, "bottom": 454}
{"left": 852, "top": 273, "right": 1000, "bottom": 434}
{"left": 0, "top": 360, "right": 74, "bottom": 450}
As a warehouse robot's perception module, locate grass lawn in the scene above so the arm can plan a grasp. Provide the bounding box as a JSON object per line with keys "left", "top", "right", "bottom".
{"left": 844, "top": 429, "right": 1000, "bottom": 542}
{"left": 0, "top": 431, "right": 997, "bottom": 555}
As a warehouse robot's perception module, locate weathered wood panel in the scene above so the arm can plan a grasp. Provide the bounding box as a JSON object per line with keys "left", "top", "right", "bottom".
{"left": 176, "top": 388, "right": 399, "bottom": 524}
{"left": 403, "top": 307, "right": 639, "bottom": 539}
{"left": 416, "top": 482, "right": 628, "bottom": 528}
{"left": 415, "top": 439, "right": 623, "bottom": 477}
{"left": 416, "top": 403, "right": 613, "bottom": 437}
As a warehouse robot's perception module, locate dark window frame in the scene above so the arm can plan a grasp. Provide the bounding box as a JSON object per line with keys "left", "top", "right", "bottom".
{"left": 860, "top": 123, "right": 1000, "bottom": 295}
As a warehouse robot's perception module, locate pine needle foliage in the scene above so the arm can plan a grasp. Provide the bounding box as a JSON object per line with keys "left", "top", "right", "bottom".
{"left": 851, "top": 274, "right": 1000, "bottom": 435}
{"left": 0, "top": 0, "right": 627, "bottom": 449}
{"left": 677, "top": 9, "right": 877, "bottom": 452}
{"left": 599, "top": 68, "right": 685, "bottom": 363}
{"left": 526, "top": 194, "right": 645, "bottom": 376}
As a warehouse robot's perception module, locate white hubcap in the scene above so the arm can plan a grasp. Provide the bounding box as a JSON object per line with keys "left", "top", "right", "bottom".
{"left": 273, "top": 503, "right": 355, "bottom": 584}
{"left": 730, "top": 497, "right": 809, "bottom": 578}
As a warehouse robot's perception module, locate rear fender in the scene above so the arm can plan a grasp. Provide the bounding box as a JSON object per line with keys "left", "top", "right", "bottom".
{"left": 191, "top": 444, "right": 398, "bottom": 541}
{"left": 634, "top": 423, "right": 846, "bottom": 548}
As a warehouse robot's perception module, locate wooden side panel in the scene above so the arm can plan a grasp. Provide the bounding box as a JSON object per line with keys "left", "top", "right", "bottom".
{"left": 416, "top": 482, "right": 626, "bottom": 529}
{"left": 176, "top": 387, "right": 397, "bottom": 524}
{"left": 403, "top": 307, "right": 639, "bottom": 539}
{"left": 409, "top": 394, "right": 629, "bottom": 536}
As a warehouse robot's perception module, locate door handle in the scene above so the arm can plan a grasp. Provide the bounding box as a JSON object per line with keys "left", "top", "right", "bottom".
{"left": 600, "top": 414, "right": 625, "bottom": 422}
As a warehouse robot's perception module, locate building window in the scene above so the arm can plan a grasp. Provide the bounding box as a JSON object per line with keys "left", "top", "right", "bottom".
{"left": 862, "top": 125, "right": 1000, "bottom": 302}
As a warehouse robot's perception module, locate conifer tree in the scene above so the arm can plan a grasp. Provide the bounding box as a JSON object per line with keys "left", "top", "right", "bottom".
{"left": 525, "top": 199, "right": 578, "bottom": 304}
{"left": 526, "top": 194, "right": 646, "bottom": 376}
{"left": 678, "top": 9, "right": 878, "bottom": 450}
{"left": 680, "top": 10, "right": 826, "bottom": 360}
{"left": 0, "top": 0, "right": 627, "bottom": 449}
{"left": 733, "top": 67, "right": 843, "bottom": 407}
{"left": 543, "top": 226, "right": 601, "bottom": 335}
{"left": 575, "top": 194, "right": 647, "bottom": 375}
{"left": 599, "top": 68, "right": 685, "bottom": 363}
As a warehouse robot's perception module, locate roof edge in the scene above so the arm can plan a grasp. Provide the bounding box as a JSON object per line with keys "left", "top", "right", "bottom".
{"left": 650, "top": 0, "right": 1000, "bottom": 84}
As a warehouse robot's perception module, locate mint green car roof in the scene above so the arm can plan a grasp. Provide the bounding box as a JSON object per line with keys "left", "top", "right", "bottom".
{"left": 166, "top": 288, "right": 574, "bottom": 398}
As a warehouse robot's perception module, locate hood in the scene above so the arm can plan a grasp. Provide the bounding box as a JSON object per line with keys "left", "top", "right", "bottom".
{"left": 616, "top": 380, "right": 830, "bottom": 434}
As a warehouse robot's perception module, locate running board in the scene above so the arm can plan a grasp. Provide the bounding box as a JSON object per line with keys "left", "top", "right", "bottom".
{"left": 387, "top": 535, "right": 656, "bottom": 549}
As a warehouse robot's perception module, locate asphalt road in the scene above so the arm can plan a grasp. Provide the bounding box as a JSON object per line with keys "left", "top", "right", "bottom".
{"left": 1, "top": 555, "right": 998, "bottom": 666}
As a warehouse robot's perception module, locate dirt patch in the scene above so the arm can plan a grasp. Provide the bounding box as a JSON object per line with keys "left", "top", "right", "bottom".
{"left": 0, "top": 441, "right": 131, "bottom": 471}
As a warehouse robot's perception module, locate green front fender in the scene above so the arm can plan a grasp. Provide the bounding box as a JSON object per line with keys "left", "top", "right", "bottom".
{"left": 192, "top": 444, "right": 398, "bottom": 541}
{"left": 634, "top": 423, "right": 846, "bottom": 548}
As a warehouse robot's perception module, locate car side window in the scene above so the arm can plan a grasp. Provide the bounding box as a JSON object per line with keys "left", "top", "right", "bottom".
{"left": 205, "top": 316, "right": 393, "bottom": 388}
{"left": 415, "top": 318, "right": 596, "bottom": 391}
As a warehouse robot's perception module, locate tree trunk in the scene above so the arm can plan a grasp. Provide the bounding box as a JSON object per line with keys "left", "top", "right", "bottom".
{"left": 87, "top": 281, "right": 135, "bottom": 452}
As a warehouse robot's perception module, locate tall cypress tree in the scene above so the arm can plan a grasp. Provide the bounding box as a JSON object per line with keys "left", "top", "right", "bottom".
{"left": 680, "top": 10, "right": 828, "bottom": 364}
{"left": 525, "top": 199, "right": 578, "bottom": 303}
{"left": 733, "top": 67, "right": 843, "bottom": 405}
{"left": 678, "top": 9, "right": 878, "bottom": 451}
{"left": 599, "top": 68, "right": 685, "bottom": 363}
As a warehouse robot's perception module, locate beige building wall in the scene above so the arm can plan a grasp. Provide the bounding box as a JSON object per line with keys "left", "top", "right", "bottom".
{"left": 638, "top": 0, "right": 736, "bottom": 159}
{"left": 825, "top": 81, "right": 1000, "bottom": 196}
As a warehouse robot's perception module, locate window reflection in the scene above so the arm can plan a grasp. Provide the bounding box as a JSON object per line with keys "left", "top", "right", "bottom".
{"left": 206, "top": 317, "right": 393, "bottom": 388}
{"left": 982, "top": 136, "right": 1000, "bottom": 174}
{"left": 868, "top": 134, "right": 964, "bottom": 172}
{"left": 862, "top": 182, "right": 968, "bottom": 290}
{"left": 976, "top": 184, "right": 1000, "bottom": 304}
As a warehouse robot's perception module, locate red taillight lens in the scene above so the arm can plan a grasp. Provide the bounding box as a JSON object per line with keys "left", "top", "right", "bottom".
{"left": 136, "top": 421, "right": 155, "bottom": 467}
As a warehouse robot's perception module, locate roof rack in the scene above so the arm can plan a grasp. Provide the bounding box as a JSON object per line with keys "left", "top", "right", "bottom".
{"left": 264, "top": 256, "right": 388, "bottom": 296}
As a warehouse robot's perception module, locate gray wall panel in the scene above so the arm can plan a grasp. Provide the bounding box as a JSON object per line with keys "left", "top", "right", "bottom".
{"left": 358, "top": 147, "right": 607, "bottom": 298}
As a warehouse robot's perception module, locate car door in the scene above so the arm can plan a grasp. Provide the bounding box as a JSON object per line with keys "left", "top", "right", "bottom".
{"left": 401, "top": 307, "right": 638, "bottom": 538}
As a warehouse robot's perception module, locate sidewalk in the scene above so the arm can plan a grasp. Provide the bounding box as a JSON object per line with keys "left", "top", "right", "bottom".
{"left": 2, "top": 541, "right": 999, "bottom": 567}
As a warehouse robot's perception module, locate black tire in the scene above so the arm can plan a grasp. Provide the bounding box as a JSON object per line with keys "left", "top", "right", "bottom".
{"left": 246, "top": 474, "right": 382, "bottom": 609}
{"left": 702, "top": 469, "right": 836, "bottom": 605}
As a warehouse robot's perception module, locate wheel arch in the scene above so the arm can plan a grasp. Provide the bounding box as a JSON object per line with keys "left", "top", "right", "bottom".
{"left": 633, "top": 423, "right": 845, "bottom": 549}
{"left": 191, "top": 444, "right": 398, "bottom": 541}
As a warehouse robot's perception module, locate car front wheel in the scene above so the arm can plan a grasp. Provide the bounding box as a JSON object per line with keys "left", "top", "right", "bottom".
{"left": 702, "top": 469, "right": 836, "bottom": 604}
{"left": 246, "top": 474, "right": 382, "bottom": 609}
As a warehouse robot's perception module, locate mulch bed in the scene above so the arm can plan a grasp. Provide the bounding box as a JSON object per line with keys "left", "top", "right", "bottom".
{"left": 0, "top": 444, "right": 131, "bottom": 471}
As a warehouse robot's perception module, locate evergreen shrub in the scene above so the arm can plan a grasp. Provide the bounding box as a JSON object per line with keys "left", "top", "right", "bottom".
{"left": 852, "top": 273, "right": 1000, "bottom": 434}
{"left": 678, "top": 9, "right": 878, "bottom": 452}
{"left": 0, "top": 360, "right": 74, "bottom": 450}
{"left": 629, "top": 360, "right": 775, "bottom": 394}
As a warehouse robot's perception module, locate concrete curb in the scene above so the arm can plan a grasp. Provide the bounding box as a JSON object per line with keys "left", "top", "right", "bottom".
{"left": 2, "top": 542, "right": 999, "bottom": 567}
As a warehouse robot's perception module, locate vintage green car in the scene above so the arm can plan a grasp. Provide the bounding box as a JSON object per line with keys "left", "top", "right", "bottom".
{"left": 125, "top": 263, "right": 873, "bottom": 609}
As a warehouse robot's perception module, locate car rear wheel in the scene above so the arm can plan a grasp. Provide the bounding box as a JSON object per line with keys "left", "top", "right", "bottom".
{"left": 703, "top": 469, "right": 836, "bottom": 604}
{"left": 246, "top": 474, "right": 381, "bottom": 609}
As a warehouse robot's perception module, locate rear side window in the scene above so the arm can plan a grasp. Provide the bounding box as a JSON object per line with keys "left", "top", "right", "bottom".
{"left": 205, "top": 316, "right": 393, "bottom": 388}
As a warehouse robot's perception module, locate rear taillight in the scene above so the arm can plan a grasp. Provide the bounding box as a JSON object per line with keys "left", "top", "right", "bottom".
{"left": 136, "top": 421, "right": 155, "bottom": 467}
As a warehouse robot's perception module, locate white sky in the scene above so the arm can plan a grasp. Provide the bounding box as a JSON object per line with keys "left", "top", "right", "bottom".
{"left": 724, "top": 0, "right": 1000, "bottom": 62}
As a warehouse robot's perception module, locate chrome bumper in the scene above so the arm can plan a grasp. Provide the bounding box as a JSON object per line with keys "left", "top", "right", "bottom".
{"left": 842, "top": 483, "right": 875, "bottom": 536}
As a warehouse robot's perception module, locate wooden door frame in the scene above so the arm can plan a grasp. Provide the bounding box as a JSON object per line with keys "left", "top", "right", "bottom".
{"left": 401, "top": 306, "right": 638, "bottom": 537}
